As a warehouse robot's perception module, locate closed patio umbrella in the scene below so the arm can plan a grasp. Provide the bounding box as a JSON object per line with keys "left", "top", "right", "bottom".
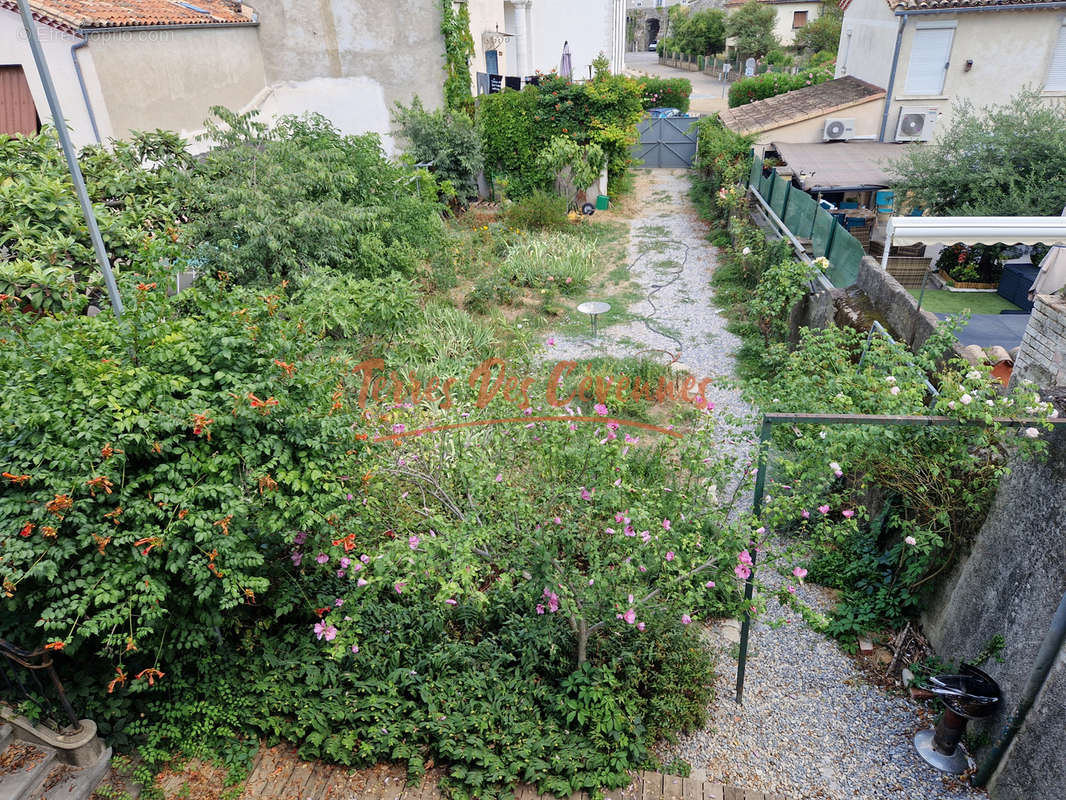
{"left": 1029, "top": 206, "right": 1066, "bottom": 299}
{"left": 560, "top": 41, "right": 572, "bottom": 79}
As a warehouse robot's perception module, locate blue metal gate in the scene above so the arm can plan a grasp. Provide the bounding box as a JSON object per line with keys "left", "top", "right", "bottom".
{"left": 631, "top": 115, "right": 698, "bottom": 168}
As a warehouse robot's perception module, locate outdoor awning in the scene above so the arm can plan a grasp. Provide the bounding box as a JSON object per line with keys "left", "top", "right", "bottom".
{"left": 887, "top": 216, "right": 1066, "bottom": 247}
{"left": 773, "top": 141, "right": 907, "bottom": 193}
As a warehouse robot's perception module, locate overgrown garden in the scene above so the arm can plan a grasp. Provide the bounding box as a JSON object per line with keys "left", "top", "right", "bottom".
{"left": 0, "top": 64, "right": 763, "bottom": 797}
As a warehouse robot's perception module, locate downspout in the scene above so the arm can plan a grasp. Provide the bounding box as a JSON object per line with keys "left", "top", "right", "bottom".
{"left": 878, "top": 13, "right": 907, "bottom": 143}
{"left": 70, "top": 36, "right": 101, "bottom": 144}
{"left": 973, "top": 586, "right": 1066, "bottom": 787}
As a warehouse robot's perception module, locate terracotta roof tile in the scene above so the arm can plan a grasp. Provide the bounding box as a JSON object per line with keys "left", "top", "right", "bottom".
{"left": 10, "top": 0, "right": 251, "bottom": 29}
{"left": 884, "top": 0, "right": 1062, "bottom": 11}
{"left": 719, "top": 76, "right": 885, "bottom": 135}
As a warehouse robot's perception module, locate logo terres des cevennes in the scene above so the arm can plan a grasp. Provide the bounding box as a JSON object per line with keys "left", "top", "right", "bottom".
{"left": 349, "top": 357, "right": 715, "bottom": 441}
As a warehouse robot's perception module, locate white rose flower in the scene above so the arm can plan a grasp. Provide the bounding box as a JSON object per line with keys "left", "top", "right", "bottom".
{"left": 960, "top": 394, "right": 972, "bottom": 405}
{"left": 885, "top": 376, "right": 896, "bottom": 384}
{"left": 1024, "top": 427, "right": 1040, "bottom": 439}
{"left": 966, "top": 371, "right": 981, "bottom": 381}
{"left": 890, "top": 386, "right": 900, "bottom": 396}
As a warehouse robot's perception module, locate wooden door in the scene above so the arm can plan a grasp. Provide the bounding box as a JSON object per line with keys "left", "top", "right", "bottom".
{"left": 0, "top": 65, "right": 39, "bottom": 136}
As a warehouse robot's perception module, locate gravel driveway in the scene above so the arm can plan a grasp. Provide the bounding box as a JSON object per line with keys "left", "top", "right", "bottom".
{"left": 551, "top": 169, "right": 985, "bottom": 800}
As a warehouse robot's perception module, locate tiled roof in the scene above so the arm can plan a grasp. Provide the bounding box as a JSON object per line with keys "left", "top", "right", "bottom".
{"left": 725, "top": 0, "right": 817, "bottom": 6}
{"left": 5, "top": 0, "right": 252, "bottom": 29}
{"left": 885, "top": 0, "right": 1063, "bottom": 10}
{"left": 719, "top": 76, "right": 885, "bottom": 135}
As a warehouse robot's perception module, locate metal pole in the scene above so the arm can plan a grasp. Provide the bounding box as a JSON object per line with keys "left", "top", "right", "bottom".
{"left": 881, "top": 219, "right": 894, "bottom": 273}
{"left": 735, "top": 417, "right": 772, "bottom": 704}
{"left": 15, "top": 0, "right": 123, "bottom": 318}
{"left": 973, "top": 587, "right": 1066, "bottom": 787}
{"left": 916, "top": 265, "right": 931, "bottom": 312}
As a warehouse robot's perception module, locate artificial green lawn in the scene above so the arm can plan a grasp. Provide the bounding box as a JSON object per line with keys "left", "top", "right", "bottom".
{"left": 907, "top": 289, "right": 1021, "bottom": 315}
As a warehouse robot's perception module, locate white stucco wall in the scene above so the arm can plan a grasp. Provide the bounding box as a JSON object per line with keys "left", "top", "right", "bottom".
{"left": 0, "top": 10, "right": 112, "bottom": 147}
{"left": 257, "top": 76, "right": 394, "bottom": 152}
{"left": 839, "top": 3, "right": 1066, "bottom": 141}
{"left": 887, "top": 10, "right": 1066, "bottom": 139}
{"left": 86, "top": 25, "right": 266, "bottom": 143}
{"left": 835, "top": 0, "right": 898, "bottom": 89}
{"left": 252, "top": 0, "right": 445, "bottom": 152}
{"left": 748, "top": 97, "right": 884, "bottom": 155}
{"left": 529, "top": 0, "right": 616, "bottom": 79}
{"left": 772, "top": 2, "right": 823, "bottom": 46}
{"left": 467, "top": 0, "right": 509, "bottom": 85}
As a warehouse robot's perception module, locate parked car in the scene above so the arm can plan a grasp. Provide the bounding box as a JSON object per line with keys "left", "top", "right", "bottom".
{"left": 647, "top": 107, "right": 682, "bottom": 118}
{"left": 648, "top": 40, "right": 657, "bottom": 51}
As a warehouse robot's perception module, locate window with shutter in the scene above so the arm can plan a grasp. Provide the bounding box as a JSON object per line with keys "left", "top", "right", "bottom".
{"left": 1046, "top": 25, "right": 1066, "bottom": 91}
{"left": 903, "top": 27, "right": 954, "bottom": 96}
{"left": 793, "top": 11, "right": 808, "bottom": 29}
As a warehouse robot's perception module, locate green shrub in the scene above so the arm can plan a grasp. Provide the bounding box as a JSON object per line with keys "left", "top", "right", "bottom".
{"left": 0, "top": 271, "right": 365, "bottom": 670}
{"left": 751, "top": 325, "right": 1055, "bottom": 640}
{"left": 478, "top": 76, "right": 644, "bottom": 200}
{"left": 638, "top": 77, "right": 692, "bottom": 113}
{"left": 392, "top": 97, "right": 484, "bottom": 203}
{"left": 503, "top": 191, "right": 570, "bottom": 231}
{"left": 0, "top": 128, "right": 188, "bottom": 312}
{"left": 288, "top": 271, "right": 419, "bottom": 339}
{"left": 186, "top": 109, "right": 445, "bottom": 285}
{"left": 727, "top": 63, "right": 834, "bottom": 108}
{"left": 694, "top": 115, "right": 754, "bottom": 191}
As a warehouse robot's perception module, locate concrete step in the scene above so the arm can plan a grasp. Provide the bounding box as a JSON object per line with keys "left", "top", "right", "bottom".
{"left": 0, "top": 739, "right": 56, "bottom": 800}
{"left": 34, "top": 746, "right": 112, "bottom": 800}
{"left": 0, "top": 726, "right": 11, "bottom": 752}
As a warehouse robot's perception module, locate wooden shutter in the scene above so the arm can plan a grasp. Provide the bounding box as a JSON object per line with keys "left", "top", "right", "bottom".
{"left": 1046, "top": 25, "right": 1066, "bottom": 92}
{"left": 0, "top": 65, "right": 39, "bottom": 136}
{"left": 793, "top": 11, "right": 808, "bottom": 29}
{"left": 903, "top": 27, "right": 954, "bottom": 95}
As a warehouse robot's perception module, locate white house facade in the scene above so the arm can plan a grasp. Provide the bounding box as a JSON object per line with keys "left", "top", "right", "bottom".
{"left": 836, "top": 0, "right": 1066, "bottom": 142}
{"left": 467, "top": 0, "right": 626, "bottom": 86}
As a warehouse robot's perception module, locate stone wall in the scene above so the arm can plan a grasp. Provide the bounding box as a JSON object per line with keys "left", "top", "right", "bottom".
{"left": 920, "top": 422, "right": 1066, "bottom": 800}
{"left": 1011, "top": 294, "right": 1066, "bottom": 389}
{"left": 792, "top": 257, "right": 968, "bottom": 360}
{"left": 854, "top": 256, "right": 943, "bottom": 352}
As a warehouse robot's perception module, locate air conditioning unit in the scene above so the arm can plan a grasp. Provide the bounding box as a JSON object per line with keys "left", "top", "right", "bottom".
{"left": 823, "top": 118, "right": 856, "bottom": 142}
{"left": 895, "top": 108, "right": 938, "bottom": 142}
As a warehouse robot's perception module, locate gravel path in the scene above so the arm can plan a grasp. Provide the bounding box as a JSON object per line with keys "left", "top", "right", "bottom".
{"left": 551, "top": 169, "right": 985, "bottom": 800}
{"left": 547, "top": 168, "right": 757, "bottom": 458}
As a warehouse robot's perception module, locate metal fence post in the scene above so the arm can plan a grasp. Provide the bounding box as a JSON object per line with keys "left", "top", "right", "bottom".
{"left": 15, "top": 0, "right": 123, "bottom": 318}
{"left": 735, "top": 417, "right": 773, "bottom": 705}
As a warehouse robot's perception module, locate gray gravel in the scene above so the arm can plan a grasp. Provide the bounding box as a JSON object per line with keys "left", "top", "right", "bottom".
{"left": 551, "top": 170, "right": 985, "bottom": 800}
{"left": 666, "top": 562, "right": 985, "bottom": 800}
{"left": 546, "top": 168, "right": 757, "bottom": 472}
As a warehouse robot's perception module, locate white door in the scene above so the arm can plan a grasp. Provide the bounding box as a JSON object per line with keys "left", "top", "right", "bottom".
{"left": 904, "top": 27, "right": 954, "bottom": 95}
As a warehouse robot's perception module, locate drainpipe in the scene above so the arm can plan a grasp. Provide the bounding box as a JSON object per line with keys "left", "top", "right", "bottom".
{"left": 878, "top": 13, "right": 907, "bottom": 143}
{"left": 973, "top": 586, "right": 1066, "bottom": 787}
{"left": 70, "top": 37, "right": 101, "bottom": 144}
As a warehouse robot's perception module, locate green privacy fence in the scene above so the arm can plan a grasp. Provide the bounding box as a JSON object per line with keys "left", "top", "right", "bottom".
{"left": 745, "top": 155, "right": 865, "bottom": 288}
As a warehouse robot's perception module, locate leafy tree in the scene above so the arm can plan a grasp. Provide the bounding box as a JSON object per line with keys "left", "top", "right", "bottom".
{"left": 726, "top": 0, "right": 779, "bottom": 62}
{"left": 889, "top": 90, "right": 1066, "bottom": 216}
{"left": 674, "top": 9, "right": 728, "bottom": 56}
{"left": 794, "top": 6, "right": 843, "bottom": 55}
{"left": 392, "top": 97, "right": 484, "bottom": 204}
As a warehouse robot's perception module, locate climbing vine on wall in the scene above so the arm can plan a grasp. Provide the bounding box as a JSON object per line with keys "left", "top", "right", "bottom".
{"left": 440, "top": 0, "right": 475, "bottom": 115}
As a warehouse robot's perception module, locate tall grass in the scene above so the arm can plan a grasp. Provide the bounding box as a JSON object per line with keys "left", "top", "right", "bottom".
{"left": 498, "top": 233, "right": 597, "bottom": 293}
